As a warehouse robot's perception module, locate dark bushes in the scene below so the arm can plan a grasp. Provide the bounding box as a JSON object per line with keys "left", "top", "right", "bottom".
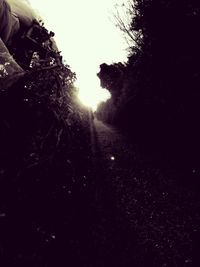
{"left": 96, "top": 0, "right": 200, "bottom": 170}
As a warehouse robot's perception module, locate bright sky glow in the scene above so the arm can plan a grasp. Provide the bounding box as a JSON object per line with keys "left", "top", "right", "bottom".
{"left": 28, "top": 0, "right": 128, "bottom": 109}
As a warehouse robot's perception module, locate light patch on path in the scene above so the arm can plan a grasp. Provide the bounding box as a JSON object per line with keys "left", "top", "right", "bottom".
{"left": 93, "top": 117, "right": 125, "bottom": 155}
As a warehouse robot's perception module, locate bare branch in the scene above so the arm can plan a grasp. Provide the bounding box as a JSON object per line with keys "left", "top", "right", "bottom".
{"left": 112, "top": 1, "right": 139, "bottom": 47}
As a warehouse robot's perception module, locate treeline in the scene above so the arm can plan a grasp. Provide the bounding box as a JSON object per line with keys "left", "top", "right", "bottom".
{"left": 97, "top": 0, "right": 200, "bottom": 168}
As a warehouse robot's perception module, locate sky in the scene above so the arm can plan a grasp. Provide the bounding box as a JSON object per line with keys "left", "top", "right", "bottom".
{"left": 28, "top": 0, "right": 129, "bottom": 109}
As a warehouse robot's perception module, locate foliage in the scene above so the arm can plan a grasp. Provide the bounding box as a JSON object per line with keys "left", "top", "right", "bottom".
{"left": 0, "top": 55, "right": 91, "bottom": 184}
{"left": 0, "top": 24, "right": 93, "bottom": 263}
{"left": 97, "top": 0, "right": 200, "bottom": 167}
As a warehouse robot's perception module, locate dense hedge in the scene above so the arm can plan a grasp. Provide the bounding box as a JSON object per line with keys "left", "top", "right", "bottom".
{"left": 96, "top": 0, "right": 200, "bottom": 169}
{"left": 0, "top": 58, "right": 93, "bottom": 265}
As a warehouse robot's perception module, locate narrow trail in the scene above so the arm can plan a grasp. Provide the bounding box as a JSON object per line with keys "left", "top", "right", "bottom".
{"left": 0, "top": 115, "right": 199, "bottom": 267}
{"left": 86, "top": 118, "right": 200, "bottom": 267}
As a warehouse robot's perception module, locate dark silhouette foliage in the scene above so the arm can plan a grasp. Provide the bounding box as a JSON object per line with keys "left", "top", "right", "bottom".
{"left": 97, "top": 0, "right": 200, "bottom": 170}
{"left": 0, "top": 22, "right": 93, "bottom": 265}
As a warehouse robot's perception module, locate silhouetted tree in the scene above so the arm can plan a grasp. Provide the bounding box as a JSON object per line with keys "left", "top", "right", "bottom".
{"left": 97, "top": 0, "right": 200, "bottom": 168}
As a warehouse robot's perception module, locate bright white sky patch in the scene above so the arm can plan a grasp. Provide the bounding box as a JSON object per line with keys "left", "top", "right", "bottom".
{"left": 78, "top": 83, "right": 111, "bottom": 111}
{"left": 28, "top": 0, "right": 128, "bottom": 109}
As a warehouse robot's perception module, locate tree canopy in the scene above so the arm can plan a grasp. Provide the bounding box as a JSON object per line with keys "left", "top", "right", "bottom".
{"left": 97, "top": 0, "right": 200, "bottom": 167}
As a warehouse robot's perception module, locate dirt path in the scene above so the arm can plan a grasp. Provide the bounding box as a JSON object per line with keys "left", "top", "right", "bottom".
{"left": 1, "top": 116, "right": 199, "bottom": 267}
{"left": 88, "top": 118, "right": 200, "bottom": 267}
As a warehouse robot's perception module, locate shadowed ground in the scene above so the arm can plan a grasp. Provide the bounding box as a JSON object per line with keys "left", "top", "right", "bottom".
{"left": 88, "top": 118, "right": 199, "bottom": 267}
{"left": 0, "top": 115, "right": 199, "bottom": 267}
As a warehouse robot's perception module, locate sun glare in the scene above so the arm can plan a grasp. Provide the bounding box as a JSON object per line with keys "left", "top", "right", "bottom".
{"left": 28, "top": 0, "right": 126, "bottom": 111}
{"left": 77, "top": 85, "right": 111, "bottom": 111}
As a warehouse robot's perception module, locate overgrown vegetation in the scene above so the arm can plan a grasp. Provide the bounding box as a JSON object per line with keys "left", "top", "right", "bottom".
{"left": 0, "top": 23, "right": 93, "bottom": 264}
{"left": 97, "top": 0, "right": 200, "bottom": 170}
